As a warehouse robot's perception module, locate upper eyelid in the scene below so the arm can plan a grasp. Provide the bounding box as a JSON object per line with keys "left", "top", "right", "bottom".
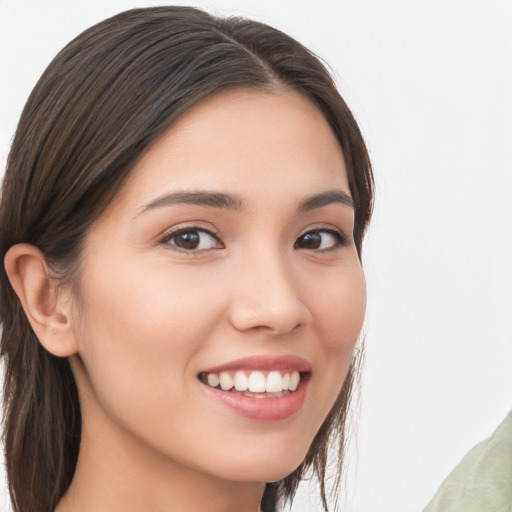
{"left": 156, "top": 222, "right": 349, "bottom": 245}
{"left": 158, "top": 226, "right": 224, "bottom": 254}
{"left": 295, "top": 226, "right": 351, "bottom": 248}
{"left": 157, "top": 223, "right": 220, "bottom": 242}
{"left": 297, "top": 224, "right": 348, "bottom": 238}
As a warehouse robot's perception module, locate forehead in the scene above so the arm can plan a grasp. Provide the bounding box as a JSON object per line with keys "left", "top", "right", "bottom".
{"left": 113, "top": 88, "right": 349, "bottom": 211}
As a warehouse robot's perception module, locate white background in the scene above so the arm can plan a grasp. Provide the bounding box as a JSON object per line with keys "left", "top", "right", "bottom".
{"left": 0, "top": 1, "right": 511, "bottom": 511}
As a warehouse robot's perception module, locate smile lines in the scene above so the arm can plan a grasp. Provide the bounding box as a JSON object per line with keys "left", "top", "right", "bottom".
{"left": 200, "top": 370, "right": 301, "bottom": 396}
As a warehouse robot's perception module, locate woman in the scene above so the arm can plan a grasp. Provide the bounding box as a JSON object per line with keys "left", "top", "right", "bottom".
{"left": 0, "top": 7, "right": 373, "bottom": 512}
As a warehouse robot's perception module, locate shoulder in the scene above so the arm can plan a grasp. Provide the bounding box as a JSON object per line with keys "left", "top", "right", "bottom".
{"left": 424, "top": 410, "right": 512, "bottom": 512}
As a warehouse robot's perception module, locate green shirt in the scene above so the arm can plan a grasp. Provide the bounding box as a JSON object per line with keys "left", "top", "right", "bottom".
{"left": 424, "top": 410, "right": 512, "bottom": 512}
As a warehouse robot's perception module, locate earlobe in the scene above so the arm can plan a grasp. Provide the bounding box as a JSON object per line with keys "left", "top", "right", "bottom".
{"left": 4, "top": 243, "right": 79, "bottom": 357}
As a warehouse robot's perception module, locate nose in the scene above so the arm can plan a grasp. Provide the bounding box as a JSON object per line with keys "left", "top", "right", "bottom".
{"left": 228, "top": 252, "right": 313, "bottom": 336}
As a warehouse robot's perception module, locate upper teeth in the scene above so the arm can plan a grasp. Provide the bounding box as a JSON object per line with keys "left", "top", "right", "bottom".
{"left": 206, "top": 370, "right": 300, "bottom": 393}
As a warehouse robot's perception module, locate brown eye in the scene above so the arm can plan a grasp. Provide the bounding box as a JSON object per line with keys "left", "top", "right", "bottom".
{"left": 174, "top": 231, "right": 200, "bottom": 249}
{"left": 294, "top": 229, "right": 346, "bottom": 251}
{"left": 166, "top": 228, "right": 221, "bottom": 251}
{"left": 296, "top": 232, "right": 322, "bottom": 249}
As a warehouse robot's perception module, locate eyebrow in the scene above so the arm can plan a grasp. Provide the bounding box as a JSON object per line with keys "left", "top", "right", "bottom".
{"left": 139, "top": 188, "right": 353, "bottom": 215}
{"left": 298, "top": 189, "right": 354, "bottom": 211}
{"left": 140, "top": 191, "right": 244, "bottom": 213}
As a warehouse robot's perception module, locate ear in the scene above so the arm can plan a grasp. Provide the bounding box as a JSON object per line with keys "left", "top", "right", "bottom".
{"left": 4, "top": 243, "right": 79, "bottom": 357}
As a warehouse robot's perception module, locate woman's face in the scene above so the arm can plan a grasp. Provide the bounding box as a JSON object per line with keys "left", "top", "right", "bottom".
{"left": 70, "top": 88, "right": 366, "bottom": 484}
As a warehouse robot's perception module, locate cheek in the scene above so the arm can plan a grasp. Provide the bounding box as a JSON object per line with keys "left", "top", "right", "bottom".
{"left": 74, "top": 258, "right": 223, "bottom": 413}
{"left": 299, "top": 262, "right": 366, "bottom": 434}
{"left": 311, "top": 264, "right": 366, "bottom": 353}
{"left": 80, "top": 255, "right": 219, "bottom": 348}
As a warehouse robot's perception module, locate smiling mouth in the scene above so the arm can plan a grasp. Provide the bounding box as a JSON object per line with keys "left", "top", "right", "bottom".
{"left": 198, "top": 370, "right": 309, "bottom": 398}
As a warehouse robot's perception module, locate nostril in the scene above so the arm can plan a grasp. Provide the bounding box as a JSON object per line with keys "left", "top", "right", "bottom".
{"left": 228, "top": 302, "right": 311, "bottom": 336}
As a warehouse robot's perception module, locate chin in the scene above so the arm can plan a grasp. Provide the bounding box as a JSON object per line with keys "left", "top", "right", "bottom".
{"left": 208, "top": 443, "right": 308, "bottom": 484}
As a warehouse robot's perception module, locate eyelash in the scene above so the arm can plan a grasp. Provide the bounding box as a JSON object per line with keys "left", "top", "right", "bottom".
{"left": 158, "top": 225, "right": 349, "bottom": 253}
{"left": 159, "top": 226, "right": 223, "bottom": 252}
{"left": 294, "top": 227, "right": 349, "bottom": 251}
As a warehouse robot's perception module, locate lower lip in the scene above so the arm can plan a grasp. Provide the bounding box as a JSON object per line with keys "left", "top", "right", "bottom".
{"left": 201, "top": 379, "right": 309, "bottom": 421}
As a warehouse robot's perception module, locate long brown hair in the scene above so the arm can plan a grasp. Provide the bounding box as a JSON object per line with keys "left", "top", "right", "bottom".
{"left": 0, "top": 7, "right": 373, "bottom": 512}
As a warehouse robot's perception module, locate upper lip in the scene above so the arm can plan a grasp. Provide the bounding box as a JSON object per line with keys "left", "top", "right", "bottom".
{"left": 200, "top": 355, "right": 312, "bottom": 374}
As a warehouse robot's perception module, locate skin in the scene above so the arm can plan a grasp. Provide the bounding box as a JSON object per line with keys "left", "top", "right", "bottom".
{"left": 7, "top": 88, "right": 366, "bottom": 512}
